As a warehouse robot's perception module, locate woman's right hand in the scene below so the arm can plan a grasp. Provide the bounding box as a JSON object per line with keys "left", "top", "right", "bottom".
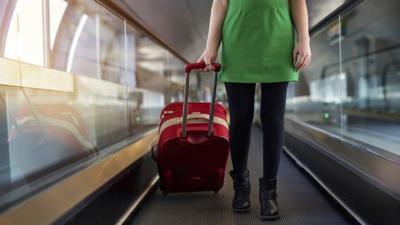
{"left": 197, "top": 48, "right": 218, "bottom": 72}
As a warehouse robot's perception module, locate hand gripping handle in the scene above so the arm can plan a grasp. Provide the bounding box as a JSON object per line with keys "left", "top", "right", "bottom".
{"left": 184, "top": 61, "right": 221, "bottom": 73}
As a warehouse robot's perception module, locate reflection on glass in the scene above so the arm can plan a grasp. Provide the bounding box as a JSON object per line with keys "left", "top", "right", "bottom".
{"left": 286, "top": 18, "right": 342, "bottom": 128}
{"left": 7, "top": 92, "right": 94, "bottom": 179}
{"left": 337, "top": 0, "right": 400, "bottom": 155}
{"left": 66, "top": 14, "right": 88, "bottom": 73}
{"left": 49, "top": 0, "right": 68, "bottom": 50}
{"left": 286, "top": 0, "right": 400, "bottom": 159}
{"left": 0, "top": 0, "right": 187, "bottom": 210}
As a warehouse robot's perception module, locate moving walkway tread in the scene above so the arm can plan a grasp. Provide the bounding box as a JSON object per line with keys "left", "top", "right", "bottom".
{"left": 131, "top": 126, "right": 353, "bottom": 225}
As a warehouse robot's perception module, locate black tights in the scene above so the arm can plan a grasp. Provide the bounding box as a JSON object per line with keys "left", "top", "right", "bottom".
{"left": 224, "top": 82, "right": 288, "bottom": 179}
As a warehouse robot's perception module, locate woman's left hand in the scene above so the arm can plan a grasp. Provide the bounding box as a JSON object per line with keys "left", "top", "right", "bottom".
{"left": 293, "top": 40, "right": 311, "bottom": 71}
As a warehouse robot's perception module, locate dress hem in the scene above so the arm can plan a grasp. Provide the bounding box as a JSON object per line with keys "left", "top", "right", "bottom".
{"left": 218, "top": 71, "right": 299, "bottom": 83}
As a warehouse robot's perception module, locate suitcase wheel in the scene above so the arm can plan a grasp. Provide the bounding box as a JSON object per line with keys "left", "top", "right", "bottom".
{"left": 214, "top": 168, "right": 225, "bottom": 190}
{"left": 151, "top": 145, "right": 158, "bottom": 161}
{"left": 160, "top": 169, "right": 172, "bottom": 194}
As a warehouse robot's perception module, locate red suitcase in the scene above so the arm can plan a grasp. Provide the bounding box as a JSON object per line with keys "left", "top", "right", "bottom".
{"left": 152, "top": 62, "right": 230, "bottom": 195}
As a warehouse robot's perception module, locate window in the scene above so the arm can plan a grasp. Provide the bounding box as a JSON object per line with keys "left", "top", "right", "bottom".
{"left": 4, "top": 0, "right": 44, "bottom": 66}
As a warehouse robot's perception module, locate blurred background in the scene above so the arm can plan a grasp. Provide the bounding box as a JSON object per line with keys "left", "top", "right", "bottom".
{"left": 0, "top": 0, "right": 399, "bottom": 224}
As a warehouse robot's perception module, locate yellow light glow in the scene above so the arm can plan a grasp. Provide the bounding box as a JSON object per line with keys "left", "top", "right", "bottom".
{"left": 0, "top": 58, "right": 21, "bottom": 86}
{"left": 20, "top": 63, "right": 74, "bottom": 92}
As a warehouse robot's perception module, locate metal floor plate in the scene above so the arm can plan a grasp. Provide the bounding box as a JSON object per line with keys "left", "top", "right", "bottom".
{"left": 132, "top": 126, "right": 353, "bottom": 225}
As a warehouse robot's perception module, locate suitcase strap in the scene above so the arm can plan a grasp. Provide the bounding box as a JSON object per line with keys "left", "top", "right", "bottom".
{"left": 159, "top": 113, "right": 228, "bottom": 135}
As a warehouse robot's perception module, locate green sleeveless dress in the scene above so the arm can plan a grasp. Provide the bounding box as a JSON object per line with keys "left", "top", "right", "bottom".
{"left": 219, "top": 0, "right": 298, "bottom": 83}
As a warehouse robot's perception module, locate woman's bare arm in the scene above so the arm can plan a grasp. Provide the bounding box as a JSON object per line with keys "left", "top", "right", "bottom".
{"left": 198, "top": 0, "right": 228, "bottom": 70}
{"left": 290, "top": 0, "right": 311, "bottom": 71}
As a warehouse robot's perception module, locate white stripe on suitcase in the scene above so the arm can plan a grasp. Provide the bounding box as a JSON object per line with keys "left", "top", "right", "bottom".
{"left": 159, "top": 113, "right": 228, "bottom": 135}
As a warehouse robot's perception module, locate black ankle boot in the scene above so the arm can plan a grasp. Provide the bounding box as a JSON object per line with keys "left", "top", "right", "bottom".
{"left": 229, "top": 169, "right": 251, "bottom": 212}
{"left": 259, "top": 177, "right": 279, "bottom": 220}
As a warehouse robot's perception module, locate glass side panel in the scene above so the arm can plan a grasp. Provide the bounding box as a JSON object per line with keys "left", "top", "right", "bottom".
{"left": 285, "top": 18, "right": 343, "bottom": 135}
{"left": 286, "top": 0, "right": 400, "bottom": 160}
{"left": 338, "top": 0, "right": 400, "bottom": 156}
{"left": 0, "top": 0, "right": 187, "bottom": 210}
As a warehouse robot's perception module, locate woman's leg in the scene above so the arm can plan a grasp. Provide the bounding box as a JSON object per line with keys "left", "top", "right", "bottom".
{"left": 260, "top": 82, "right": 288, "bottom": 179}
{"left": 224, "top": 81, "right": 255, "bottom": 212}
{"left": 258, "top": 81, "right": 288, "bottom": 220}
{"left": 224, "top": 82, "right": 256, "bottom": 174}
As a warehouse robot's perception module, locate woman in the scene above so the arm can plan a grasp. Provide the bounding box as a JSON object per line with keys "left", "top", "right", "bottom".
{"left": 198, "top": 0, "right": 311, "bottom": 220}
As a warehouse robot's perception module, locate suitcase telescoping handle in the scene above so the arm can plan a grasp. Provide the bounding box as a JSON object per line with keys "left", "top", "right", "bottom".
{"left": 181, "top": 62, "right": 222, "bottom": 138}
